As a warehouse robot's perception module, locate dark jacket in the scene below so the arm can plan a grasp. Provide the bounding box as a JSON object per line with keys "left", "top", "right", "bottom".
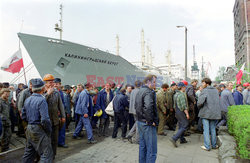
{"left": 168, "top": 88, "right": 175, "bottom": 109}
{"left": 197, "top": 86, "right": 221, "bottom": 120}
{"left": 0, "top": 98, "right": 11, "bottom": 126}
{"left": 135, "top": 86, "right": 159, "bottom": 126}
{"left": 233, "top": 90, "right": 243, "bottom": 105}
{"left": 96, "top": 89, "right": 114, "bottom": 119}
{"left": 63, "top": 92, "right": 71, "bottom": 114}
{"left": 186, "top": 84, "right": 196, "bottom": 111}
{"left": 113, "top": 92, "right": 129, "bottom": 113}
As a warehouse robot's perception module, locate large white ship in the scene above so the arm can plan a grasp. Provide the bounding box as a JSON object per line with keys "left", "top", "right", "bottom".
{"left": 16, "top": 4, "right": 172, "bottom": 87}
{"left": 18, "top": 32, "right": 171, "bottom": 87}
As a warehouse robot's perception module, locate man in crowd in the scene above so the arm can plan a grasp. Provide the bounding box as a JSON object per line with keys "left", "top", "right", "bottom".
{"left": 17, "top": 79, "right": 33, "bottom": 137}
{"left": 9, "top": 84, "right": 17, "bottom": 133}
{"left": 0, "top": 88, "right": 11, "bottom": 152}
{"left": 73, "top": 84, "right": 84, "bottom": 127}
{"left": 96, "top": 83, "right": 114, "bottom": 137}
{"left": 63, "top": 85, "right": 72, "bottom": 131}
{"left": 242, "top": 83, "right": 250, "bottom": 104}
{"left": 166, "top": 83, "right": 177, "bottom": 131}
{"left": 197, "top": 78, "right": 221, "bottom": 151}
{"left": 169, "top": 82, "right": 189, "bottom": 147}
{"left": 156, "top": 83, "right": 168, "bottom": 136}
{"left": 54, "top": 78, "right": 68, "bottom": 148}
{"left": 218, "top": 84, "right": 226, "bottom": 97}
{"left": 73, "top": 83, "right": 97, "bottom": 144}
{"left": 43, "top": 74, "right": 65, "bottom": 159}
{"left": 233, "top": 84, "right": 243, "bottom": 105}
{"left": 112, "top": 88, "right": 129, "bottom": 139}
{"left": 71, "top": 85, "right": 77, "bottom": 98}
{"left": 22, "top": 78, "right": 53, "bottom": 162}
{"left": 186, "top": 79, "right": 198, "bottom": 129}
{"left": 91, "top": 87, "right": 99, "bottom": 129}
{"left": 135, "top": 74, "right": 158, "bottom": 163}
{"left": 217, "top": 82, "right": 235, "bottom": 128}
{"left": 126, "top": 84, "right": 134, "bottom": 130}
{"left": 126, "top": 80, "right": 142, "bottom": 144}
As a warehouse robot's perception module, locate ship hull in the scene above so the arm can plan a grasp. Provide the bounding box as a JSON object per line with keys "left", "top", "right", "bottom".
{"left": 18, "top": 33, "right": 170, "bottom": 87}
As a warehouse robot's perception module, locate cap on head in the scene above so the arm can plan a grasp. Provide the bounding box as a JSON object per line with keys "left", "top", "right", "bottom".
{"left": 54, "top": 78, "right": 61, "bottom": 83}
{"left": 219, "top": 84, "right": 226, "bottom": 88}
{"left": 64, "top": 85, "right": 71, "bottom": 90}
{"left": 84, "top": 82, "right": 92, "bottom": 88}
{"left": 177, "top": 82, "right": 186, "bottom": 87}
{"left": 43, "top": 74, "right": 55, "bottom": 81}
{"left": 170, "top": 83, "right": 177, "bottom": 87}
{"left": 181, "top": 80, "right": 188, "bottom": 86}
{"left": 31, "top": 78, "right": 45, "bottom": 92}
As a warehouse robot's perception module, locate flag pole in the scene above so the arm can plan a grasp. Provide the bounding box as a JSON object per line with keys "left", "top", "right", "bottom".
{"left": 19, "top": 20, "right": 27, "bottom": 85}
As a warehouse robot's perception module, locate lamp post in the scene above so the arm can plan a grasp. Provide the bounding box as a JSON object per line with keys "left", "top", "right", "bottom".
{"left": 177, "top": 26, "right": 188, "bottom": 80}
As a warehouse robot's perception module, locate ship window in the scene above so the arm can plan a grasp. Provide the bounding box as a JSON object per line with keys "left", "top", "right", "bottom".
{"left": 60, "top": 63, "right": 65, "bottom": 68}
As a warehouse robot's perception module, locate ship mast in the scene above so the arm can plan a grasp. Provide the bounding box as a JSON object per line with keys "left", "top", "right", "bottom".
{"left": 55, "top": 4, "right": 63, "bottom": 40}
{"left": 116, "top": 34, "right": 120, "bottom": 56}
{"left": 166, "top": 49, "right": 171, "bottom": 76}
{"left": 149, "top": 48, "right": 152, "bottom": 66}
{"left": 146, "top": 45, "right": 150, "bottom": 65}
{"left": 141, "top": 29, "right": 145, "bottom": 66}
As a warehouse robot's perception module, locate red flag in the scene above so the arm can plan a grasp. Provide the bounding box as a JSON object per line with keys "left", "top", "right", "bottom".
{"left": 1, "top": 49, "right": 24, "bottom": 74}
{"left": 236, "top": 63, "right": 245, "bottom": 84}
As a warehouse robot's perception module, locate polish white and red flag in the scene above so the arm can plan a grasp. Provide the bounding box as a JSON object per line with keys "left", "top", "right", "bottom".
{"left": 1, "top": 49, "right": 24, "bottom": 74}
{"left": 236, "top": 63, "right": 245, "bottom": 84}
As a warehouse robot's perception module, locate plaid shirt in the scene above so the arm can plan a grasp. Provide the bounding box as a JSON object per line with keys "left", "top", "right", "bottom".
{"left": 174, "top": 90, "right": 188, "bottom": 111}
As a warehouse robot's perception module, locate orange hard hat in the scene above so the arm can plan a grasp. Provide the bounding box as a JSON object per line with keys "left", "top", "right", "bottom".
{"left": 43, "top": 74, "right": 55, "bottom": 81}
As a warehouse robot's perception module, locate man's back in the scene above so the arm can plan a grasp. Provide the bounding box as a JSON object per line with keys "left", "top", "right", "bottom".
{"left": 197, "top": 86, "right": 221, "bottom": 120}
{"left": 113, "top": 92, "right": 129, "bottom": 113}
{"left": 242, "top": 89, "right": 250, "bottom": 104}
{"left": 23, "top": 93, "right": 50, "bottom": 124}
{"left": 220, "top": 89, "right": 235, "bottom": 112}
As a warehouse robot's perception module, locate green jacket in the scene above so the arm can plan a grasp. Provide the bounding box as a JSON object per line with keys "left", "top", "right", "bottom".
{"left": 156, "top": 89, "right": 167, "bottom": 113}
{"left": 174, "top": 90, "right": 188, "bottom": 111}
{"left": 166, "top": 90, "right": 173, "bottom": 110}
{"left": 168, "top": 88, "right": 175, "bottom": 109}
{"left": 44, "top": 89, "right": 65, "bottom": 126}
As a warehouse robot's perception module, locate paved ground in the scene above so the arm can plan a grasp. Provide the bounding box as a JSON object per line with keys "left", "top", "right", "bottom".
{"left": 0, "top": 123, "right": 219, "bottom": 163}
{"left": 60, "top": 130, "right": 219, "bottom": 163}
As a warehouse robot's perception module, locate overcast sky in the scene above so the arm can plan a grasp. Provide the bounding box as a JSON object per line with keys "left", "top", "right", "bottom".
{"left": 0, "top": 0, "right": 236, "bottom": 83}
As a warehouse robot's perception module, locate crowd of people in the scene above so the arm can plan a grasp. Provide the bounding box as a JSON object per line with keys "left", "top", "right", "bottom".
{"left": 0, "top": 74, "right": 249, "bottom": 162}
